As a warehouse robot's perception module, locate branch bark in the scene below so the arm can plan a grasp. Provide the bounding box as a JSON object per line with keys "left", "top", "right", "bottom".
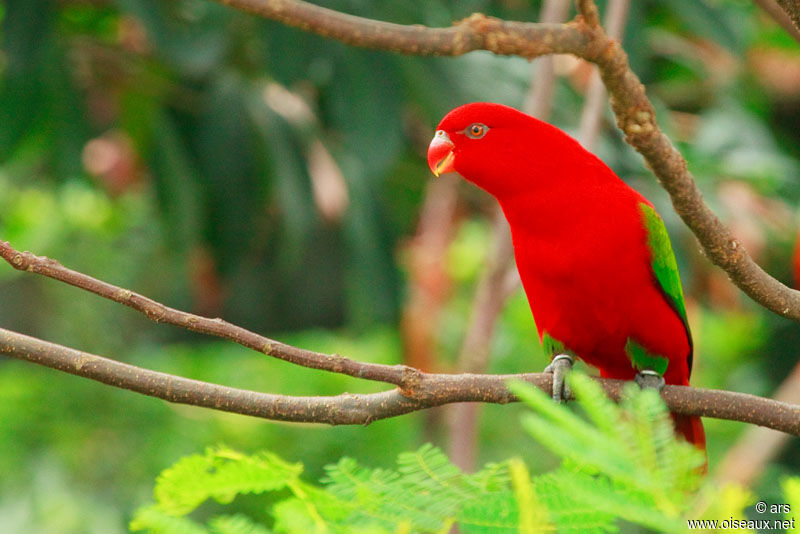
{"left": 2, "top": 325, "right": 799, "bottom": 434}
{"left": 204, "top": 0, "right": 800, "bottom": 323}
{"left": 775, "top": 0, "right": 800, "bottom": 32}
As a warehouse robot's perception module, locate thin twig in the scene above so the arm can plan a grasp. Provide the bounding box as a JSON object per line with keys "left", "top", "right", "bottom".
{"left": 2, "top": 325, "right": 799, "bottom": 432}
{"left": 454, "top": 213, "right": 515, "bottom": 377}
{"left": 217, "top": 0, "right": 591, "bottom": 58}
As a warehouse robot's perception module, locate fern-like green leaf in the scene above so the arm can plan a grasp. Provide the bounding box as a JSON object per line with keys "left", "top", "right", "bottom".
{"left": 532, "top": 472, "right": 616, "bottom": 533}
{"left": 467, "top": 461, "right": 510, "bottom": 493}
{"left": 556, "top": 469, "right": 683, "bottom": 532}
{"left": 272, "top": 498, "right": 327, "bottom": 534}
{"left": 134, "top": 372, "right": 711, "bottom": 534}
{"left": 459, "top": 491, "right": 516, "bottom": 533}
{"left": 509, "top": 458, "right": 552, "bottom": 533}
{"left": 322, "top": 444, "right": 469, "bottom": 531}
{"left": 782, "top": 477, "right": 800, "bottom": 524}
{"left": 153, "top": 445, "right": 303, "bottom": 515}
{"left": 130, "top": 505, "right": 210, "bottom": 534}
{"left": 208, "top": 514, "right": 273, "bottom": 534}
{"left": 508, "top": 373, "right": 704, "bottom": 532}
{"left": 510, "top": 378, "right": 637, "bottom": 481}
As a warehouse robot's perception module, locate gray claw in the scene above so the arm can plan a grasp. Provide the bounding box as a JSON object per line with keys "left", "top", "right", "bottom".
{"left": 635, "top": 369, "right": 665, "bottom": 391}
{"left": 544, "top": 354, "right": 574, "bottom": 403}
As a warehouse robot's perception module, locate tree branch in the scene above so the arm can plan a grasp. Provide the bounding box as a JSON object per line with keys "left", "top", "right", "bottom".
{"left": 220, "top": 1, "right": 590, "bottom": 58}
{"left": 205, "top": 0, "right": 800, "bottom": 323}
{"left": 2, "top": 325, "right": 799, "bottom": 433}
{"left": 1, "top": 239, "right": 799, "bottom": 432}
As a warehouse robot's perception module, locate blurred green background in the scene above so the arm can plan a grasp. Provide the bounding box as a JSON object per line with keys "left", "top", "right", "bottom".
{"left": 1, "top": 0, "right": 800, "bottom": 531}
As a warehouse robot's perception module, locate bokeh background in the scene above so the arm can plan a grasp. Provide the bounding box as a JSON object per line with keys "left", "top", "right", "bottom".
{"left": 1, "top": 0, "right": 800, "bottom": 531}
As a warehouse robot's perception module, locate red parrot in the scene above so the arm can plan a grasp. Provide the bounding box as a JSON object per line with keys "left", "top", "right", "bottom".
{"left": 427, "top": 102, "right": 705, "bottom": 450}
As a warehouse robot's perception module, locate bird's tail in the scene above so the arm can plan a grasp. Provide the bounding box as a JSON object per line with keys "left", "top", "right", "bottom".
{"left": 673, "top": 413, "right": 707, "bottom": 474}
{"left": 672, "top": 413, "right": 706, "bottom": 450}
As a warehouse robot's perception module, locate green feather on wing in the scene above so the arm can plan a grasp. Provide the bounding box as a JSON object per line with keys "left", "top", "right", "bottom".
{"left": 637, "top": 203, "right": 693, "bottom": 371}
{"left": 638, "top": 203, "right": 688, "bottom": 326}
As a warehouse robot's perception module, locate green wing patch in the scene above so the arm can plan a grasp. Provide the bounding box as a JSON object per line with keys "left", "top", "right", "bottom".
{"left": 542, "top": 332, "right": 576, "bottom": 358}
{"left": 639, "top": 203, "right": 689, "bottom": 329}
{"left": 625, "top": 338, "right": 669, "bottom": 375}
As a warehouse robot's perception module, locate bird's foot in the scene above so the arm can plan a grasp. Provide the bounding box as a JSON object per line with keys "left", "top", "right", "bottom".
{"left": 544, "top": 354, "right": 574, "bottom": 403}
{"left": 635, "top": 369, "right": 665, "bottom": 391}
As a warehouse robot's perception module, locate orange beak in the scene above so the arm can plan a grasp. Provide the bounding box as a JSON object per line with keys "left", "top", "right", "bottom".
{"left": 427, "top": 130, "right": 455, "bottom": 177}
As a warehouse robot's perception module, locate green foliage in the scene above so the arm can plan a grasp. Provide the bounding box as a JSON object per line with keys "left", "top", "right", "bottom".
{"left": 511, "top": 374, "right": 705, "bottom": 532}
{"left": 150, "top": 447, "right": 303, "bottom": 516}
{"left": 131, "top": 373, "right": 712, "bottom": 534}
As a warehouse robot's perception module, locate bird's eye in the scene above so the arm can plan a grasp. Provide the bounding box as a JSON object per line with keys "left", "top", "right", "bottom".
{"left": 465, "top": 123, "right": 488, "bottom": 139}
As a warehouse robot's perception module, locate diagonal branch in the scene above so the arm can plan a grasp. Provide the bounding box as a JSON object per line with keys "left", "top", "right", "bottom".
{"left": 204, "top": 0, "right": 800, "bottom": 323}
{"left": 2, "top": 325, "right": 799, "bottom": 433}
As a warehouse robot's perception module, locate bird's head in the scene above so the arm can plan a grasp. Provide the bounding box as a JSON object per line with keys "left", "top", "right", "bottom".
{"left": 427, "top": 102, "right": 581, "bottom": 198}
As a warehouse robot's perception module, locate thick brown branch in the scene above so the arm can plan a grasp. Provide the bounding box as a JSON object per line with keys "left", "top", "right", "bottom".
{"left": 204, "top": 0, "right": 800, "bottom": 322}
{"left": 2, "top": 326, "right": 799, "bottom": 433}
{"left": 0, "top": 241, "right": 415, "bottom": 389}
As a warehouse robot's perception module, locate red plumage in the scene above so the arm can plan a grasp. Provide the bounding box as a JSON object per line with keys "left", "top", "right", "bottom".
{"left": 428, "top": 102, "right": 705, "bottom": 450}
